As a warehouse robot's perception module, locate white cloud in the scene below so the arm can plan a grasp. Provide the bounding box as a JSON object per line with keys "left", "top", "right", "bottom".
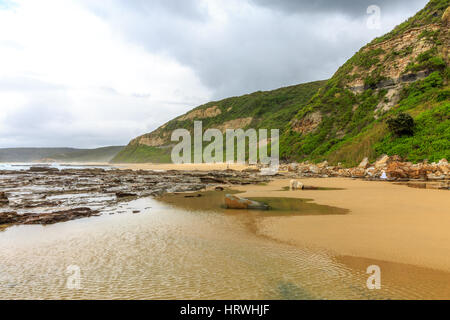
{"left": 0, "top": 0, "right": 211, "bottom": 148}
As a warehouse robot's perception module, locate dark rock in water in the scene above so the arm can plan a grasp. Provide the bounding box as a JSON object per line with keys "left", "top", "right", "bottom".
{"left": 215, "top": 186, "right": 225, "bottom": 191}
{"left": 0, "top": 192, "right": 8, "bottom": 206}
{"left": 224, "top": 194, "right": 269, "bottom": 210}
{"left": 29, "top": 166, "right": 59, "bottom": 173}
{"left": 200, "top": 176, "right": 227, "bottom": 184}
{"left": 0, "top": 207, "right": 99, "bottom": 225}
{"left": 116, "top": 192, "right": 137, "bottom": 198}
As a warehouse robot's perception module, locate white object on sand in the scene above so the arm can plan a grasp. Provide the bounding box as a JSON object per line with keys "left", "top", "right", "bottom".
{"left": 290, "top": 180, "right": 304, "bottom": 190}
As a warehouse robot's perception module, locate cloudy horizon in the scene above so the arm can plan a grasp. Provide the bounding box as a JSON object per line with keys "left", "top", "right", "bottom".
{"left": 0, "top": 0, "right": 428, "bottom": 148}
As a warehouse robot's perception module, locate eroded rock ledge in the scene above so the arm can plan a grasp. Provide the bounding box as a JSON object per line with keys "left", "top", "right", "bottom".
{"left": 0, "top": 167, "right": 270, "bottom": 228}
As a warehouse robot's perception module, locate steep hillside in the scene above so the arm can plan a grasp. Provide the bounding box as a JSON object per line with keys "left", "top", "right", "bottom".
{"left": 0, "top": 146, "right": 124, "bottom": 163}
{"left": 115, "top": 0, "right": 449, "bottom": 165}
{"left": 112, "top": 80, "right": 326, "bottom": 163}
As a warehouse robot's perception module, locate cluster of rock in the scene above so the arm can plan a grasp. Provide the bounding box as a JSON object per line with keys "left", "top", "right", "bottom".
{"left": 0, "top": 167, "right": 271, "bottom": 228}
{"left": 280, "top": 155, "right": 450, "bottom": 182}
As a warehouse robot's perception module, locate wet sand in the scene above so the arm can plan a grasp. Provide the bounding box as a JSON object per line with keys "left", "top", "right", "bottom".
{"left": 230, "top": 178, "right": 450, "bottom": 273}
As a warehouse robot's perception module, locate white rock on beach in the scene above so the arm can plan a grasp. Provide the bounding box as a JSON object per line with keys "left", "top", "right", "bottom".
{"left": 290, "top": 180, "right": 304, "bottom": 190}
{"left": 358, "top": 157, "right": 370, "bottom": 169}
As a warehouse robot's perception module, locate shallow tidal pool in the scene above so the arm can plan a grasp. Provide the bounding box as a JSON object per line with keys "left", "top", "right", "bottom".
{"left": 0, "top": 192, "right": 447, "bottom": 299}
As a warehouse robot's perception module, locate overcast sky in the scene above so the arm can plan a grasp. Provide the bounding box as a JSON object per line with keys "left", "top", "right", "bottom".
{"left": 0, "top": 0, "right": 428, "bottom": 148}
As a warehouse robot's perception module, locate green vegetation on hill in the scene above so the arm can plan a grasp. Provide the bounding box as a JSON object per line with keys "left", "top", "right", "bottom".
{"left": 49, "top": 146, "right": 125, "bottom": 162}
{"left": 111, "top": 144, "right": 172, "bottom": 163}
{"left": 115, "top": 0, "right": 449, "bottom": 166}
{"left": 112, "top": 80, "right": 326, "bottom": 163}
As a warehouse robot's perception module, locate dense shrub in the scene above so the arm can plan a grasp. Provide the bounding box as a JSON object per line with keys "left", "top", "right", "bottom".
{"left": 386, "top": 113, "right": 415, "bottom": 136}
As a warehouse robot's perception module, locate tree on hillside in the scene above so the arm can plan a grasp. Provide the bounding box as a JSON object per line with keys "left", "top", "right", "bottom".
{"left": 386, "top": 113, "right": 415, "bottom": 136}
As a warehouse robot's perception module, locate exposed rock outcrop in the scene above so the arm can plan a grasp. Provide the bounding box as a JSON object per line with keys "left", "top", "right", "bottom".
{"left": 347, "top": 23, "right": 443, "bottom": 91}
{"left": 358, "top": 157, "right": 370, "bottom": 169}
{"left": 179, "top": 106, "right": 222, "bottom": 121}
{"left": 217, "top": 117, "right": 253, "bottom": 133}
{"left": 291, "top": 112, "right": 322, "bottom": 135}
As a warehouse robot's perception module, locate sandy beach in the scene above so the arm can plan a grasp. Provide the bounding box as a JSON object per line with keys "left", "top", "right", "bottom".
{"left": 229, "top": 178, "right": 450, "bottom": 273}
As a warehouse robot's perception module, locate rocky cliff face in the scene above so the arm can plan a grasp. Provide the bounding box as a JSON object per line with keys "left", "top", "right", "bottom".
{"left": 347, "top": 24, "right": 444, "bottom": 91}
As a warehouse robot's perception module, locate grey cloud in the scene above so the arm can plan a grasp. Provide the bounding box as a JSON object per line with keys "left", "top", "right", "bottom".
{"left": 0, "top": 82, "right": 200, "bottom": 148}
{"left": 83, "top": 0, "right": 429, "bottom": 100}
{"left": 0, "top": 101, "right": 132, "bottom": 148}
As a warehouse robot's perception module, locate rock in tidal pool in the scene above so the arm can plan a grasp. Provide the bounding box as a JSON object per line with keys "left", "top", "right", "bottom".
{"left": 224, "top": 194, "right": 269, "bottom": 210}
{"left": 115, "top": 192, "right": 138, "bottom": 198}
{"left": 0, "top": 207, "right": 99, "bottom": 225}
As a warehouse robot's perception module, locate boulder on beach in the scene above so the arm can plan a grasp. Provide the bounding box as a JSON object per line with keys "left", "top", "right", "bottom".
{"left": 358, "top": 157, "right": 370, "bottom": 169}
{"left": 287, "top": 163, "right": 298, "bottom": 172}
{"left": 317, "top": 161, "right": 328, "bottom": 168}
{"left": 374, "top": 155, "right": 390, "bottom": 169}
{"left": 224, "top": 194, "right": 269, "bottom": 210}
{"left": 259, "top": 167, "right": 279, "bottom": 176}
